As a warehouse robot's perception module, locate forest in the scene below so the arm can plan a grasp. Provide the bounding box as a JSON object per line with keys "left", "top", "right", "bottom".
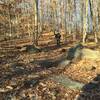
{"left": 0, "top": 0, "right": 100, "bottom": 100}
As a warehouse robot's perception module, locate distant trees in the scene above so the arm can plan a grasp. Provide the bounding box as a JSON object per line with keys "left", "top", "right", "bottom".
{"left": 83, "top": 0, "right": 98, "bottom": 43}
{"left": 0, "top": 0, "right": 100, "bottom": 44}
{"left": 0, "top": 0, "right": 36, "bottom": 38}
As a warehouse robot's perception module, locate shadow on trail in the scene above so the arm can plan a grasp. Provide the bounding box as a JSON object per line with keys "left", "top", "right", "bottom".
{"left": 0, "top": 43, "right": 84, "bottom": 87}
{"left": 31, "top": 44, "right": 84, "bottom": 69}
{"left": 1, "top": 76, "right": 45, "bottom": 100}
{"left": 40, "top": 42, "right": 68, "bottom": 52}
{"left": 0, "top": 58, "right": 64, "bottom": 86}
{"left": 31, "top": 59, "right": 59, "bottom": 68}
{"left": 77, "top": 74, "right": 100, "bottom": 100}
{"left": 0, "top": 54, "right": 66, "bottom": 86}
{"left": 0, "top": 63, "right": 43, "bottom": 86}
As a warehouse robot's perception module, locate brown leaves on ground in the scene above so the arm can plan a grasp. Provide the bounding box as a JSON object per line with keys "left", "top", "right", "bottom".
{"left": 27, "top": 79, "right": 79, "bottom": 100}
{"left": 64, "top": 59, "right": 100, "bottom": 83}
{"left": 1, "top": 39, "right": 100, "bottom": 99}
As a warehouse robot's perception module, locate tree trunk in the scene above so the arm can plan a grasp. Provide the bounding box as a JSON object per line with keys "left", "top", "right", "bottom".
{"left": 83, "top": 0, "right": 88, "bottom": 43}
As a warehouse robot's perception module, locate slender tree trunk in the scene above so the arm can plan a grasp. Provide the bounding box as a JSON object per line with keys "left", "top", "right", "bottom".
{"left": 64, "top": 0, "right": 68, "bottom": 42}
{"left": 90, "top": 0, "right": 98, "bottom": 43}
{"left": 83, "top": 0, "right": 88, "bottom": 43}
{"left": 34, "top": 0, "right": 39, "bottom": 45}
{"left": 8, "top": 4, "right": 12, "bottom": 38}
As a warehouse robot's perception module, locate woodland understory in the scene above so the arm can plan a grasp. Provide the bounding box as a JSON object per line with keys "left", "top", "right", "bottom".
{"left": 1, "top": 0, "right": 100, "bottom": 100}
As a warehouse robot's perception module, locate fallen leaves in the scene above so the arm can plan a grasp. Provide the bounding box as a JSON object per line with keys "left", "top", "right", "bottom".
{"left": 64, "top": 59, "right": 100, "bottom": 83}
{"left": 1, "top": 40, "right": 100, "bottom": 99}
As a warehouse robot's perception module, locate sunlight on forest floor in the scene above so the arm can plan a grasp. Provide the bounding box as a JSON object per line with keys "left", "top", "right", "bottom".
{"left": 0, "top": 36, "right": 100, "bottom": 99}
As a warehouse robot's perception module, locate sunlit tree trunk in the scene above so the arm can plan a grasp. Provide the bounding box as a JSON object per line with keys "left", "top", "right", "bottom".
{"left": 34, "top": 0, "right": 39, "bottom": 45}
{"left": 64, "top": 0, "right": 67, "bottom": 35}
{"left": 83, "top": 0, "right": 88, "bottom": 43}
{"left": 39, "top": 0, "right": 43, "bottom": 33}
{"left": 72, "top": 0, "right": 76, "bottom": 41}
{"left": 91, "top": 0, "right": 98, "bottom": 43}
{"left": 8, "top": 4, "right": 12, "bottom": 37}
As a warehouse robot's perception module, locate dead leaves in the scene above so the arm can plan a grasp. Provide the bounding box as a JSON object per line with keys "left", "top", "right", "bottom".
{"left": 64, "top": 59, "right": 100, "bottom": 83}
